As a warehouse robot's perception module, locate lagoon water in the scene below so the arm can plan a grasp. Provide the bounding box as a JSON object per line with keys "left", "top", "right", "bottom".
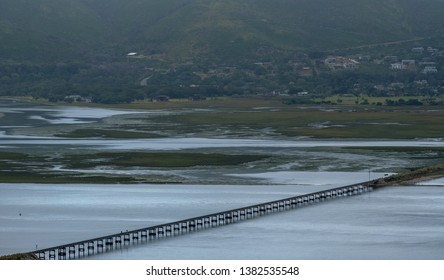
{"left": 1, "top": 179, "right": 443, "bottom": 259}
{"left": 92, "top": 184, "right": 444, "bottom": 260}
{"left": 2, "top": 137, "right": 444, "bottom": 151}
{"left": 1, "top": 102, "right": 444, "bottom": 259}
{"left": 0, "top": 180, "right": 344, "bottom": 256}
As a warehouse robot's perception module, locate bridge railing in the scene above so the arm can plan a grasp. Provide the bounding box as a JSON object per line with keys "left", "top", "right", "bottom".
{"left": 29, "top": 179, "right": 379, "bottom": 260}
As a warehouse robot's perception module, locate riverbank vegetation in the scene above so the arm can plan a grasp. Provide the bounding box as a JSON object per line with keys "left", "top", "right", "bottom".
{"left": 55, "top": 129, "right": 162, "bottom": 139}
{"left": 0, "top": 151, "right": 269, "bottom": 184}
{"left": 63, "top": 152, "right": 269, "bottom": 169}
{"left": 1, "top": 98, "right": 443, "bottom": 184}
{"left": 151, "top": 102, "right": 444, "bottom": 139}
{"left": 0, "top": 253, "right": 38, "bottom": 260}
{"left": 11, "top": 96, "right": 444, "bottom": 139}
{"left": 379, "top": 163, "right": 444, "bottom": 185}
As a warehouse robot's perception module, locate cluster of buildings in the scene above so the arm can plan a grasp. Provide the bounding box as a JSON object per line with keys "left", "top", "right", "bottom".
{"left": 324, "top": 57, "right": 359, "bottom": 70}
{"left": 324, "top": 46, "right": 441, "bottom": 75}
{"left": 389, "top": 46, "right": 440, "bottom": 74}
{"left": 389, "top": 59, "right": 438, "bottom": 74}
{"left": 390, "top": 60, "right": 416, "bottom": 70}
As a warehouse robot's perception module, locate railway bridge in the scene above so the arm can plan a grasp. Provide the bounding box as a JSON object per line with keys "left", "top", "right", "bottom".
{"left": 30, "top": 180, "right": 378, "bottom": 260}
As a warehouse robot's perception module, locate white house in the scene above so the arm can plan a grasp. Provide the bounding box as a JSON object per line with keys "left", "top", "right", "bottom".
{"left": 422, "top": 66, "right": 438, "bottom": 74}
{"left": 391, "top": 63, "right": 403, "bottom": 70}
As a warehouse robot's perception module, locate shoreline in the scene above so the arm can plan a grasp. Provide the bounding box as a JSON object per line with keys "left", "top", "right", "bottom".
{"left": 374, "top": 163, "right": 444, "bottom": 187}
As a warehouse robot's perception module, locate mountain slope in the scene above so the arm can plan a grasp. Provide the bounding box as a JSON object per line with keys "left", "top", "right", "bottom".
{"left": 83, "top": 0, "right": 415, "bottom": 58}
{"left": 1, "top": 0, "right": 444, "bottom": 62}
{"left": 0, "top": 0, "right": 106, "bottom": 61}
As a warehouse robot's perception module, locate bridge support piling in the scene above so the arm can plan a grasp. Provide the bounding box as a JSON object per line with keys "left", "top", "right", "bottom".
{"left": 28, "top": 180, "right": 378, "bottom": 260}
{"left": 97, "top": 240, "right": 104, "bottom": 253}
{"left": 68, "top": 246, "right": 75, "bottom": 259}
{"left": 58, "top": 248, "right": 66, "bottom": 260}
{"left": 79, "top": 244, "right": 85, "bottom": 258}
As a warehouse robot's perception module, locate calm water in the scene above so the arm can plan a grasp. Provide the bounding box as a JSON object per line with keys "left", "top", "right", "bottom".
{"left": 1, "top": 179, "right": 443, "bottom": 259}
{"left": 0, "top": 181, "right": 338, "bottom": 256}
{"left": 91, "top": 184, "right": 444, "bottom": 260}
{"left": 1, "top": 102, "right": 443, "bottom": 259}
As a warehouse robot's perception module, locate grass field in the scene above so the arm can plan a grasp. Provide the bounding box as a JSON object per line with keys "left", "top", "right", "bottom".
{"left": 157, "top": 105, "right": 444, "bottom": 139}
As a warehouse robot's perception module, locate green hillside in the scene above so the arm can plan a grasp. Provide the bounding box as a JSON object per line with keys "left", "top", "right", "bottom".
{"left": 1, "top": 0, "right": 444, "bottom": 62}
{"left": 0, "top": 0, "right": 105, "bottom": 61}
{"left": 79, "top": 0, "right": 444, "bottom": 61}
{"left": 1, "top": 0, "right": 444, "bottom": 103}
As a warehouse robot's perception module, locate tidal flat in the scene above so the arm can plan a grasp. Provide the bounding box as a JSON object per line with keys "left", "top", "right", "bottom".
{"left": 0, "top": 98, "right": 444, "bottom": 259}
{"left": 1, "top": 99, "right": 444, "bottom": 184}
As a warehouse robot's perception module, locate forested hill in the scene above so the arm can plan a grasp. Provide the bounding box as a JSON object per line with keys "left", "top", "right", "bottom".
{"left": 1, "top": 0, "right": 444, "bottom": 62}
{"left": 1, "top": 0, "right": 444, "bottom": 103}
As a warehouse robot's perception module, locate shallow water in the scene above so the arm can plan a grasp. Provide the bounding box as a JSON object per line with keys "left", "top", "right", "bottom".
{"left": 1, "top": 102, "right": 443, "bottom": 150}
{"left": 0, "top": 103, "right": 144, "bottom": 127}
{"left": 418, "top": 178, "right": 444, "bottom": 186}
{"left": 1, "top": 102, "right": 438, "bottom": 186}
{"left": 1, "top": 102, "right": 443, "bottom": 259}
{"left": 0, "top": 182, "right": 334, "bottom": 256}
{"left": 1, "top": 137, "right": 444, "bottom": 151}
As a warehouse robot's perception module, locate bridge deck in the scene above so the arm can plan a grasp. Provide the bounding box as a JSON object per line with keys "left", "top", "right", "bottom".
{"left": 30, "top": 180, "right": 379, "bottom": 260}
